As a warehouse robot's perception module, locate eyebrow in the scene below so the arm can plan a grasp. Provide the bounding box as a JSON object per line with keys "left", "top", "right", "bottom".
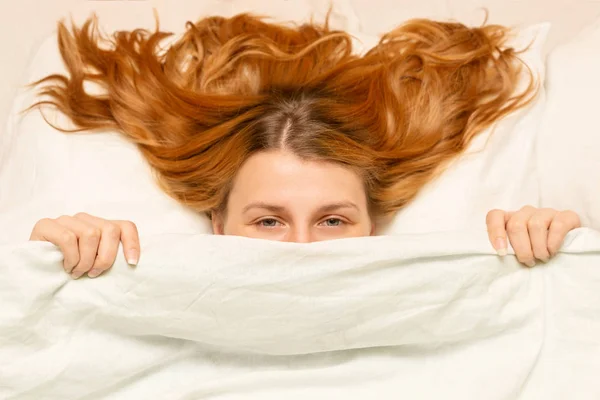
{"left": 242, "top": 201, "right": 359, "bottom": 214}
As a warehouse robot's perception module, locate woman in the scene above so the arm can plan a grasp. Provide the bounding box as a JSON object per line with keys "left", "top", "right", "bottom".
{"left": 27, "top": 13, "right": 581, "bottom": 279}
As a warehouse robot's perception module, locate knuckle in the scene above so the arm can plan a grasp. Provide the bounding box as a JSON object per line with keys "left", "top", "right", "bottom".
{"left": 56, "top": 215, "right": 71, "bottom": 223}
{"left": 506, "top": 219, "right": 526, "bottom": 234}
{"left": 121, "top": 220, "right": 138, "bottom": 233}
{"left": 551, "top": 220, "right": 566, "bottom": 231}
{"left": 104, "top": 223, "right": 121, "bottom": 240}
{"left": 74, "top": 212, "right": 90, "bottom": 219}
{"left": 520, "top": 205, "right": 536, "bottom": 212}
{"left": 60, "top": 230, "right": 77, "bottom": 245}
{"left": 83, "top": 228, "right": 101, "bottom": 242}
{"left": 560, "top": 210, "right": 581, "bottom": 225}
{"left": 33, "top": 218, "right": 51, "bottom": 231}
{"left": 527, "top": 218, "right": 546, "bottom": 230}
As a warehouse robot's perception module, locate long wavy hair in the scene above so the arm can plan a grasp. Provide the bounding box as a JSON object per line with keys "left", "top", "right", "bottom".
{"left": 29, "top": 11, "right": 537, "bottom": 218}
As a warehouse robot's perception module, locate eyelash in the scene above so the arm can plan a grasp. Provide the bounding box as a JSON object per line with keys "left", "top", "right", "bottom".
{"left": 254, "top": 217, "right": 347, "bottom": 228}
{"left": 256, "top": 218, "right": 283, "bottom": 228}
{"left": 319, "top": 217, "right": 345, "bottom": 227}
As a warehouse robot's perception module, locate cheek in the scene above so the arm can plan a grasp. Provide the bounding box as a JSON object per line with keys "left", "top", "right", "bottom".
{"left": 351, "top": 222, "right": 375, "bottom": 237}
{"left": 221, "top": 215, "right": 276, "bottom": 238}
{"left": 221, "top": 214, "right": 242, "bottom": 236}
{"left": 357, "top": 217, "right": 375, "bottom": 238}
{"left": 344, "top": 212, "right": 374, "bottom": 238}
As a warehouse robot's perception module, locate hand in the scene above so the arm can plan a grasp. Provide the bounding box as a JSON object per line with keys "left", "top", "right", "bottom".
{"left": 486, "top": 206, "right": 581, "bottom": 267}
{"left": 30, "top": 213, "right": 140, "bottom": 279}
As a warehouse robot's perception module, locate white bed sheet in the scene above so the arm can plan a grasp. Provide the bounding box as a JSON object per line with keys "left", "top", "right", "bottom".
{"left": 1, "top": 229, "right": 600, "bottom": 399}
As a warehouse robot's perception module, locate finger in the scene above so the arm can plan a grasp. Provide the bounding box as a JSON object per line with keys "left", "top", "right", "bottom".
{"left": 547, "top": 210, "right": 582, "bottom": 256}
{"left": 30, "top": 218, "right": 80, "bottom": 272}
{"left": 506, "top": 206, "right": 537, "bottom": 267}
{"left": 113, "top": 221, "right": 141, "bottom": 265}
{"left": 76, "top": 213, "right": 140, "bottom": 270}
{"left": 486, "top": 209, "right": 513, "bottom": 256}
{"left": 113, "top": 220, "right": 140, "bottom": 266}
{"left": 90, "top": 223, "right": 121, "bottom": 278}
{"left": 527, "top": 208, "right": 557, "bottom": 262}
{"left": 74, "top": 213, "right": 121, "bottom": 278}
{"left": 55, "top": 216, "right": 101, "bottom": 278}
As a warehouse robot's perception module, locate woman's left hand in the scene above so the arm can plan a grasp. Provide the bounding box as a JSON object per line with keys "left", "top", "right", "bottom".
{"left": 486, "top": 206, "right": 581, "bottom": 267}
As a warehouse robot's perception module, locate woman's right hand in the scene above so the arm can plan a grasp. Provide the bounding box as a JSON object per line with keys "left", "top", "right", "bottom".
{"left": 30, "top": 213, "right": 140, "bottom": 279}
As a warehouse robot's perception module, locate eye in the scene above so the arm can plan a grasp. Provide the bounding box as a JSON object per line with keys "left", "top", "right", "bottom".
{"left": 319, "top": 217, "right": 344, "bottom": 227}
{"left": 256, "top": 218, "right": 282, "bottom": 228}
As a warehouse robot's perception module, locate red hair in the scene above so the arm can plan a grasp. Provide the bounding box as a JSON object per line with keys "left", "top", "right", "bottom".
{"left": 30, "top": 12, "right": 537, "bottom": 216}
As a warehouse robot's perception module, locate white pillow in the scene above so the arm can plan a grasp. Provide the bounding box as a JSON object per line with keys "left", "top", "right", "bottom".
{"left": 536, "top": 17, "right": 600, "bottom": 231}
{"left": 0, "top": 32, "right": 213, "bottom": 243}
{"left": 380, "top": 23, "right": 549, "bottom": 234}
{"left": 0, "top": 11, "right": 549, "bottom": 242}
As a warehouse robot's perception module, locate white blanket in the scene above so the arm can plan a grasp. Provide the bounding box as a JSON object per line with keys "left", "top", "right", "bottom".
{"left": 1, "top": 229, "right": 599, "bottom": 399}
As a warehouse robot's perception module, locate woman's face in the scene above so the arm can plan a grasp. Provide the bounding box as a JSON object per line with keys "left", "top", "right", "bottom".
{"left": 211, "top": 150, "right": 374, "bottom": 242}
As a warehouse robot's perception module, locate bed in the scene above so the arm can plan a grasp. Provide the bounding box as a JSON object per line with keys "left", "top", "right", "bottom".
{"left": 1, "top": 1, "right": 599, "bottom": 399}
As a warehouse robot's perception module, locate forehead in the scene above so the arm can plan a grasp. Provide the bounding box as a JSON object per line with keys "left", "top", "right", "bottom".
{"left": 228, "top": 150, "right": 367, "bottom": 205}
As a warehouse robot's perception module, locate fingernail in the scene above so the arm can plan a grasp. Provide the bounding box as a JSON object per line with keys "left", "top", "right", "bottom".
{"left": 126, "top": 250, "right": 139, "bottom": 266}
{"left": 88, "top": 269, "right": 102, "bottom": 278}
{"left": 526, "top": 260, "right": 536, "bottom": 268}
{"left": 495, "top": 238, "right": 507, "bottom": 256}
{"left": 71, "top": 271, "right": 83, "bottom": 279}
